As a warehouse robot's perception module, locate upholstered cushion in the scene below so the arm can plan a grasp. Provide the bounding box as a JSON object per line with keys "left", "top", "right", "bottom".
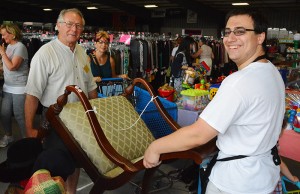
{"left": 59, "top": 96, "right": 155, "bottom": 177}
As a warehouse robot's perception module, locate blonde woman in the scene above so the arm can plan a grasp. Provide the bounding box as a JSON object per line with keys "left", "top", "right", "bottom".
{"left": 0, "top": 23, "right": 28, "bottom": 147}
{"left": 89, "top": 31, "right": 128, "bottom": 83}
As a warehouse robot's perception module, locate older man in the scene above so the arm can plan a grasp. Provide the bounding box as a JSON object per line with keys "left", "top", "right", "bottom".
{"left": 25, "top": 8, "right": 97, "bottom": 194}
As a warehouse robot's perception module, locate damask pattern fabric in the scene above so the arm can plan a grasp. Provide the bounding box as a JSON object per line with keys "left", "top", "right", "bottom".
{"left": 59, "top": 96, "right": 155, "bottom": 177}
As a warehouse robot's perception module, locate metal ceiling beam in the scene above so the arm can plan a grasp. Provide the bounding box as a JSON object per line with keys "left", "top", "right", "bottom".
{"left": 0, "top": 0, "right": 103, "bottom": 25}
{"left": 86, "top": 0, "right": 151, "bottom": 18}
{"left": 0, "top": 1, "right": 50, "bottom": 21}
{"left": 170, "top": 0, "right": 225, "bottom": 27}
{"left": 9, "top": 0, "right": 76, "bottom": 10}
{"left": 171, "top": 0, "right": 225, "bottom": 15}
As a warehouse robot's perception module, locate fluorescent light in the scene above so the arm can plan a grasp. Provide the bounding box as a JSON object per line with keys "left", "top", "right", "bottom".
{"left": 43, "top": 8, "right": 52, "bottom": 11}
{"left": 87, "top": 6, "right": 98, "bottom": 10}
{"left": 232, "top": 3, "right": 249, "bottom": 6}
{"left": 144, "top": 5, "right": 158, "bottom": 8}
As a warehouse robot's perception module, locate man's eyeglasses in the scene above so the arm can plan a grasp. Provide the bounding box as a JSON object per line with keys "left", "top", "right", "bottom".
{"left": 60, "top": 21, "right": 84, "bottom": 30}
{"left": 223, "top": 27, "right": 256, "bottom": 37}
{"left": 97, "top": 40, "right": 110, "bottom": 45}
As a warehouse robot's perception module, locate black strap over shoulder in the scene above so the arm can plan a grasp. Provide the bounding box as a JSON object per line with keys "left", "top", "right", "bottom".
{"left": 89, "top": 53, "right": 99, "bottom": 65}
{"left": 217, "top": 154, "right": 248, "bottom": 162}
{"left": 252, "top": 54, "right": 266, "bottom": 63}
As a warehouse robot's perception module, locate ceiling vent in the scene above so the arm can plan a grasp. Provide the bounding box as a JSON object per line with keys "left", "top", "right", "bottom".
{"left": 151, "top": 9, "right": 166, "bottom": 18}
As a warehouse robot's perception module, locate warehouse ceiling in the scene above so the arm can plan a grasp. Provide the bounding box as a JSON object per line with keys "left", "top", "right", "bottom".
{"left": 0, "top": 0, "right": 299, "bottom": 26}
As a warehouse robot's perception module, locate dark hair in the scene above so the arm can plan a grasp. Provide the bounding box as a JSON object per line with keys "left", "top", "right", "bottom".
{"left": 225, "top": 8, "right": 268, "bottom": 34}
{"left": 200, "top": 37, "right": 207, "bottom": 44}
{"left": 225, "top": 8, "right": 268, "bottom": 51}
{"left": 176, "top": 36, "right": 195, "bottom": 65}
{"left": 176, "top": 36, "right": 183, "bottom": 45}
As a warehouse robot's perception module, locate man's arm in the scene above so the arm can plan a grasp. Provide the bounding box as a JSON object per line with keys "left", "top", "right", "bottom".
{"left": 143, "top": 117, "right": 218, "bottom": 168}
{"left": 88, "top": 89, "right": 98, "bottom": 99}
{"left": 25, "top": 94, "right": 39, "bottom": 137}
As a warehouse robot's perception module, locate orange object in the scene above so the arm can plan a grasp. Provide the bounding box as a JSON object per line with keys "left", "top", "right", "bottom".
{"left": 158, "top": 89, "right": 175, "bottom": 102}
{"left": 195, "top": 83, "right": 206, "bottom": 90}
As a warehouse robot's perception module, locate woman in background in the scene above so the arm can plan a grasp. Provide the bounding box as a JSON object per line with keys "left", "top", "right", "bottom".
{"left": 89, "top": 31, "right": 128, "bottom": 83}
{"left": 0, "top": 23, "right": 28, "bottom": 147}
{"left": 171, "top": 36, "right": 194, "bottom": 92}
{"left": 170, "top": 36, "right": 183, "bottom": 64}
{"left": 192, "top": 37, "right": 214, "bottom": 78}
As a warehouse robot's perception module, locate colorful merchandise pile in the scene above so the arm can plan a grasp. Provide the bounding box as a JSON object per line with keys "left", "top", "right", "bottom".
{"left": 285, "top": 89, "right": 300, "bottom": 133}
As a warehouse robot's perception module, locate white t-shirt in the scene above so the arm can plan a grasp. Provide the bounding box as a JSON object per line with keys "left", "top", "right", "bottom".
{"left": 171, "top": 46, "right": 178, "bottom": 57}
{"left": 200, "top": 44, "right": 212, "bottom": 59}
{"left": 25, "top": 39, "right": 97, "bottom": 107}
{"left": 200, "top": 61, "right": 285, "bottom": 194}
{"left": 199, "top": 44, "right": 213, "bottom": 75}
{"left": 3, "top": 42, "right": 29, "bottom": 94}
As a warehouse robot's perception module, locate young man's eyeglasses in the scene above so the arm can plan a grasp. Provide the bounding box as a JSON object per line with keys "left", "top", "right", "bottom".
{"left": 223, "top": 27, "right": 256, "bottom": 37}
{"left": 60, "top": 21, "right": 84, "bottom": 30}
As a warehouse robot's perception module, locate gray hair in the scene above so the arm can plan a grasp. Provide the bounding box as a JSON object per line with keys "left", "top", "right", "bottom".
{"left": 57, "top": 8, "right": 85, "bottom": 25}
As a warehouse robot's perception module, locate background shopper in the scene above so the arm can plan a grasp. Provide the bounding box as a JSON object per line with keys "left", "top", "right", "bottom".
{"left": 89, "top": 30, "right": 128, "bottom": 83}
{"left": 192, "top": 37, "right": 214, "bottom": 78}
{"left": 171, "top": 36, "right": 194, "bottom": 92}
{"left": 0, "top": 23, "right": 28, "bottom": 147}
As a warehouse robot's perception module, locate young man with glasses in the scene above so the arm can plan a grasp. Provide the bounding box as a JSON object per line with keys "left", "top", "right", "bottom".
{"left": 24, "top": 8, "right": 98, "bottom": 194}
{"left": 143, "top": 8, "right": 285, "bottom": 194}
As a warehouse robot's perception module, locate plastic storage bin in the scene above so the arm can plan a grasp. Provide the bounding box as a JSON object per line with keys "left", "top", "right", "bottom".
{"left": 97, "top": 77, "right": 125, "bottom": 97}
{"left": 135, "top": 87, "right": 178, "bottom": 139}
{"left": 181, "top": 89, "right": 210, "bottom": 111}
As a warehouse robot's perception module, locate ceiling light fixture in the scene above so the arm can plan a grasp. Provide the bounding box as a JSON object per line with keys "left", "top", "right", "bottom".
{"left": 144, "top": 5, "right": 158, "bottom": 8}
{"left": 43, "top": 8, "right": 52, "bottom": 11}
{"left": 232, "top": 3, "right": 249, "bottom": 6}
{"left": 87, "top": 6, "right": 98, "bottom": 10}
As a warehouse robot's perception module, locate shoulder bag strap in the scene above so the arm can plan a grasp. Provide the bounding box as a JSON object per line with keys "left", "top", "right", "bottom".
{"left": 90, "top": 53, "right": 99, "bottom": 65}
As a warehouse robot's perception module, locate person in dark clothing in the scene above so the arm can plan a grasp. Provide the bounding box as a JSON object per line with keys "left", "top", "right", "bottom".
{"left": 171, "top": 36, "right": 195, "bottom": 91}
{"left": 88, "top": 31, "right": 128, "bottom": 83}
{"left": 222, "top": 60, "right": 238, "bottom": 76}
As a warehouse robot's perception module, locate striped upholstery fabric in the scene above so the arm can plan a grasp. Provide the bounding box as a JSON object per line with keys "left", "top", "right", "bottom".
{"left": 59, "top": 96, "right": 155, "bottom": 177}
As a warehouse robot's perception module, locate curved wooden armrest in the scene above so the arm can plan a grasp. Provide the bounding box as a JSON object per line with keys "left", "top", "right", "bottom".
{"left": 123, "top": 78, "right": 181, "bottom": 131}
{"left": 160, "top": 150, "right": 203, "bottom": 165}
{"left": 134, "top": 149, "right": 204, "bottom": 171}
{"left": 50, "top": 85, "right": 139, "bottom": 173}
{"left": 159, "top": 138, "right": 218, "bottom": 165}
